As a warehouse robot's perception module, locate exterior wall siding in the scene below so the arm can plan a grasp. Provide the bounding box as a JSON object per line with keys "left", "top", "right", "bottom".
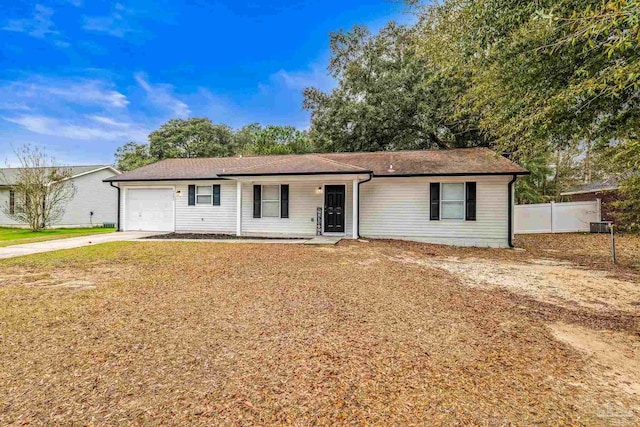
{"left": 0, "top": 189, "right": 21, "bottom": 226}
{"left": 116, "top": 175, "right": 511, "bottom": 247}
{"left": 118, "top": 181, "right": 236, "bottom": 233}
{"left": 359, "top": 176, "right": 511, "bottom": 247}
{"left": 241, "top": 180, "right": 353, "bottom": 238}
{"left": 59, "top": 169, "right": 119, "bottom": 227}
{"left": 0, "top": 168, "right": 118, "bottom": 227}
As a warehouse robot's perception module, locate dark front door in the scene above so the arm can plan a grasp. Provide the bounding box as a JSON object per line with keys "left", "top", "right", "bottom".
{"left": 324, "top": 185, "right": 345, "bottom": 233}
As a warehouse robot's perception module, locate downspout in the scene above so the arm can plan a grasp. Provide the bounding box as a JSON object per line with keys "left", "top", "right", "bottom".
{"left": 357, "top": 173, "right": 373, "bottom": 238}
{"left": 109, "top": 182, "right": 121, "bottom": 231}
{"left": 508, "top": 175, "right": 517, "bottom": 248}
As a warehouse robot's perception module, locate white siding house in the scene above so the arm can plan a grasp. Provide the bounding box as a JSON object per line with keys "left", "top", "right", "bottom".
{"left": 106, "top": 149, "right": 528, "bottom": 247}
{"left": 360, "top": 176, "right": 510, "bottom": 247}
{"left": 0, "top": 165, "right": 120, "bottom": 228}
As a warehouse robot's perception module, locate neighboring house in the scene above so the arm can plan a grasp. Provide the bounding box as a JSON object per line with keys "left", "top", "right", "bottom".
{"left": 561, "top": 176, "right": 621, "bottom": 223}
{"left": 104, "top": 148, "right": 529, "bottom": 247}
{"left": 0, "top": 165, "right": 121, "bottom": 228}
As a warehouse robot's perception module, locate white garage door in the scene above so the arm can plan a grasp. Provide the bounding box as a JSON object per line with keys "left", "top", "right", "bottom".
{"left": 126, "top": 188, "right": 174, "bottom": 231}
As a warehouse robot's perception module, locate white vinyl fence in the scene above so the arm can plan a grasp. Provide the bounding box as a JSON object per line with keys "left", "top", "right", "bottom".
{"left": 514, "top": 200, "right": 601, "bottom": 234}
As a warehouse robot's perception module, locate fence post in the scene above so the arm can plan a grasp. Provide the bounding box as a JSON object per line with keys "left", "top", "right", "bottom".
{"left": 550, "top": 201, "right": 555, "bottom": 233}
{"left": 611, "top": 224, "right": 616, "bottom": 265}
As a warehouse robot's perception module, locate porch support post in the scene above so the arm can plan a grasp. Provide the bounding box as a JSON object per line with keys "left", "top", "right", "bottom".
{"left": 352, "top": 178, "right": 358, "bottom": 239}
{"left": 236, "top": 181, "right": 242, "bottom": 236}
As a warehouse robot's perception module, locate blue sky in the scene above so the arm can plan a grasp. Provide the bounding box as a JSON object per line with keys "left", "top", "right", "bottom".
{"left": 0, "top": 0, "right": 409, "bottom": 165}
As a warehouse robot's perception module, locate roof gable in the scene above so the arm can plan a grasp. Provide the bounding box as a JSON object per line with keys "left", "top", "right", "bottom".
{"left": 561, "top": 176, "right": 620, "bottom": 195}
{"left": 0, "top": 165, "right": 116, "bottom": 186}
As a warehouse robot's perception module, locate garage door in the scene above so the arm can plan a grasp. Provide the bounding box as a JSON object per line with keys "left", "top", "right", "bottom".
{"left": 126, "top": 188, "right": 174, "bottom": 231}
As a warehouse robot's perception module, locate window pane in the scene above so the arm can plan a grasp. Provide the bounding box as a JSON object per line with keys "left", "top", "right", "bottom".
{"left": 262, "top": 185, "right": 279, "bottom": 201}
{"left": 442, "top": 201, "right": 464, "bottom": 219}
{"left": 196, "top": 186, "right": 212, "bottom": 196}
{"left": 262, "top": 200, "right": 279, "bottom": 217}
{"left": 197, "top": 195, "right": 212, "bottom": 204}
{"left": 442, "top": 183, "right": 464, "bottom": 201}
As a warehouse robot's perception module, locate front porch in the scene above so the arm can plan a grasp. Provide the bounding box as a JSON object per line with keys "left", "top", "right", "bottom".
{"left": 229, "top": 174, "right": 371, "bottom": 240}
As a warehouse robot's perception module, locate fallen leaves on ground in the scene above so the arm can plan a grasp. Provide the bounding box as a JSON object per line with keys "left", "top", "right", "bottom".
{"left": 0, "top": 237, "right": 638, "bottom": 425}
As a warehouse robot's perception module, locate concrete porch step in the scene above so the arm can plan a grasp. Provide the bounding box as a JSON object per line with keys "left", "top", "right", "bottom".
{"left": 304, "top": 236, "right": 343, "bottom": 245}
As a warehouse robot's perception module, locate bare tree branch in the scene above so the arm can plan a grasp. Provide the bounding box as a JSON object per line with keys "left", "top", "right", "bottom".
{"left": 1, "top": 145, "right": 76, "bottom": 231}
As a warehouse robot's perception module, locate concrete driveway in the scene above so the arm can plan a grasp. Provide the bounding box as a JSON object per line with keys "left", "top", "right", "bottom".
{"left": 0, "top": 231, "right": 157, "bottom": 259}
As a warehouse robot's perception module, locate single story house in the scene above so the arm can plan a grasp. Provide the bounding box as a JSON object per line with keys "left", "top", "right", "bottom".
{"left": 104, "top": 148, "right": 529, "bottom": 247}
{"left": 0, "top": 165, "right": 121, "bottom": 228}
{"left": 561, "top": 176, "right": 622, "bottom": 224}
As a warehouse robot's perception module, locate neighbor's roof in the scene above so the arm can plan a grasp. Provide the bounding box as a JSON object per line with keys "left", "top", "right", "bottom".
{"left": 104, "top": 148, "right": 528, "bottom": 182}
{"left": 561, "top": 176, "right": 620, "bottom": 196}
{"left": 0, "top": 165, "right": 116, "bottom": 186}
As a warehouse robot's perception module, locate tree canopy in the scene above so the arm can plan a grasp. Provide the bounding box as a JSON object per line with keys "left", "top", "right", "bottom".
{"left": 113, "top": 0, "right": 639, "bottom": 227}
{"left": 148, "top": 118, "right": 236, "bottom": 159}
{"left": 235, "top": 124, "right": 314, "bottom": 155}
{"left": 114, "top": 119, "right": 313, "bottom": 171}
{"left": 303, "top": 23, "right": 488, "bottom": 152}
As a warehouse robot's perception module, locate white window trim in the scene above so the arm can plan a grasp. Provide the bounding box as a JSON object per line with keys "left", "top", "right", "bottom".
{"left": 261, "top": 184, "right": 281, "bottom": 218}
{"left": 440, "top": 182, "right": 466, "bottom": 221}
{"left": 196, "top": 185, "right": 213, "bottom": 206}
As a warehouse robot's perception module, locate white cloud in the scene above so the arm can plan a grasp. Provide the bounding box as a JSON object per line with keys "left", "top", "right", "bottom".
{"left": 2, "top": 4, "right": 69, "bottom": 47}
{"left": 4, "top": 114, "right": 149, "bottom": 142}
{"left": 135, "top": 72, "right": 190, "bottom": 118}
{"left": 271, "top": 63, "right": 335, "bottom": 93}
{"left": 82, "top": 3, "right": 139, "bottom": 39}
{"left": 0, "top": 76, "right": 129, "bottom": 109}
{"left": 88, "top": 115, "right": 131, "bottom": 127}
{"left": 0, "top": 75, "right": 146, "bottom": 145}
{"left": 0, "top": 102, "right": 32, "bottom": 111}
{"left": 46, "top": 81, "right": 129, "bottom": 108}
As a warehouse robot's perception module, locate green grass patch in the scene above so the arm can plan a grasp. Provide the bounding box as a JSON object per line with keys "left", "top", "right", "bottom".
{"left": 0, "top": 227, "right": 115, "bottom": 247}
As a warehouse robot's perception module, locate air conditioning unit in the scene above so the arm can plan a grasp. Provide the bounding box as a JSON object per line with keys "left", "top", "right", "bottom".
{"left": 590, "top": 221, "right": 612, "bottom": 233}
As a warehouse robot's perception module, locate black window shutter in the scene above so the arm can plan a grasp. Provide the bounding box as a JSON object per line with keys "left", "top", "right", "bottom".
{"left": 280, "top": 185, "right": 289, "bottom": 218}
{"left": 188, "top": 185, "right": 196, "bottom": 206}
{"left": 430, "top": 183, "right": 440, "bottom": 220}
{"left": 213, "top": 185, "right": 221, "bottom": 206}
{"left": 253, "top": 185, "right": 261, "bottom": 218}
{"left": 466, "top": 182, "right": 476, "bottom": 221}
{"left": 9, "top": 189, "right": 15, "bottom": 214}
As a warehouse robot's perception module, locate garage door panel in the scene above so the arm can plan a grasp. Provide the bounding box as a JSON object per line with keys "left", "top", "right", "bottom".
{"left": 126, "top": 188, "right": 174, "bottom": 231}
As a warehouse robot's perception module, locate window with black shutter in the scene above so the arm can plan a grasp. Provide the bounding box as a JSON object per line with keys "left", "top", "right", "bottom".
{"left": 430, "top": 182, "right": 440, "bottom": 220}
{"left": 465, "top": 182, "right": 476, "bottom": 221}
{"left": 213, "top": 185, "right": 221, "bottom": 206}
{"left": 253, "top": 185, "right": 261, "bottom": 218}
{"left": 188, "top": 185, "right": 196, "bottom": 206}
{"left": 280, "top": 185, "right": 289, "bottom": 218}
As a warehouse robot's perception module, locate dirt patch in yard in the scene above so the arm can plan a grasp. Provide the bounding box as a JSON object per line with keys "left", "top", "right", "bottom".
{"left": 358, "top": 233, "right": 639, "bottom": 281}
{"left": 550, "top": 322, "right": 640, "bottom": 395}
{"left": 550, "top": 322, "right": 640, "bottom": 424}
{"left": 386, "top": 253, "right": 640, "bottom": 314}
{"left": 0, "top": 240, "right": 639, "bottom": 425}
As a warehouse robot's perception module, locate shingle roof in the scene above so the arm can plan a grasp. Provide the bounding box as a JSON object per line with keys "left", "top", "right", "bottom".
{"left": 104, "top": 148, "right": 528, "bottom": 182}
{"left": 561, "top": 176, "right": 620, "bottom": 195}
{"left": 0, "top": 165, "right": 113, "bottom": 186}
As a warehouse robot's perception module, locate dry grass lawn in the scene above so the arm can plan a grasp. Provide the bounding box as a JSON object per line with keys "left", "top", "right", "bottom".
{"left": 0, "top": 235, "right": 638, "bottom": 425}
